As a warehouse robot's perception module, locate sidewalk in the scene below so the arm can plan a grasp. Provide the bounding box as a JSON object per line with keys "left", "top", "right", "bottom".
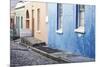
{"left": 20, "top": 37, "right": 95, "bottom": 63}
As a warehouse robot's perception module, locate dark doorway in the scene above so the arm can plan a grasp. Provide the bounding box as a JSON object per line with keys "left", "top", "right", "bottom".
{"left": 32, "top": 10, "right": 34, "bottom": 36}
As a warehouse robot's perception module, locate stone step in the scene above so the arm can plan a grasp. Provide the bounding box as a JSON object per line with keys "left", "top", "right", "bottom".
{"left": 21, "top": 37, "right": 46, "bottom": 47}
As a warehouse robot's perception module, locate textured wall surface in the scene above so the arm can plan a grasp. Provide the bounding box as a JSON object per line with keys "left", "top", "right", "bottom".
{"left": 31, "top": 2, "right": 48, "bottom": 44}
{"left": 15, "top": 2, "right": 32, "bottom": 37}
{"left": 48, "top": 3, "right": 95, "bottom": 58}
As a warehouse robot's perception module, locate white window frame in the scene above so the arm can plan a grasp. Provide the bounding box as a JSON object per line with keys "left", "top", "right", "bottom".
{"left": 56, "top": 3, "right": 63, "bottom": 34}
{"left": 74, "top": 5, "right": 85, "bottom": 33}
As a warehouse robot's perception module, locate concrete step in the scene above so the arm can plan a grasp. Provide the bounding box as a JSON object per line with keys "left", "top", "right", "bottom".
{"left": 21, "top": 37, "right": 46, "bottom": 47}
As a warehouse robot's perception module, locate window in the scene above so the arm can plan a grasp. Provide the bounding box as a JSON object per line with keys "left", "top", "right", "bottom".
{"left": 56, "top": 3, "right": 63, "bottom": 34}
{"left": 26, "top": 20, "right": 29, "bottom": 28}
{"left": 16, "top": 16, "right": 20, "bottom": 28}
{"left": 26, "top": 10, "right": 30, "bottom": 28}
{"left": 26, "top": 10, "right": 29, "bottom": 18}
{"left": 79, "top": 5, "right": 85, "bottom": 27}
{"left": 37, "top": 8, "right": 40, "bottom": 31}
{"left": 74, "top": 5, "right": 85, "bottom": 33}
{"left": 16, "top": 16, "right": 18, "bottom": 28}
{"left": 21, "top": 16, "right": 23, "bottom": 29}
{"left": 16, "top": 16, "right": 20, "bottom": 35}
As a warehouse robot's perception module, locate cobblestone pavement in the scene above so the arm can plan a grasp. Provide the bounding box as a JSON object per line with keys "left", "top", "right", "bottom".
{"left": 10, "top": 40, "right": 59, "bottom": 67}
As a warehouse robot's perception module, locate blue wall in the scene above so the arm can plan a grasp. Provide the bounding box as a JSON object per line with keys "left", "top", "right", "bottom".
{"left": 48, "top": 3, "right": 95, "bottom": 58}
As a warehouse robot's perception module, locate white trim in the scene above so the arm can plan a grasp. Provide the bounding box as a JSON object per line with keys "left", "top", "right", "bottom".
{"left": 15, "top": 1, "right": 29, "bottom": 9}
{"left": 45, "top": 16, "right": 48, "bottom": 23}
{"left": 74, "top": 26, "right": 85, "bottom": 33}
{"left": 56, "top": 28, "right": 63, "bottom": 34}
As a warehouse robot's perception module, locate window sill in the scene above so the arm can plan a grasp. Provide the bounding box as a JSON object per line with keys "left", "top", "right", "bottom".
{"left": 74, "top": 26, "right": 85, "bottom": 34}
{"left": 36, "top": 31, "right": 41, "bottom": 33}
{"left": 56, "top": 29, "right": 63, "bottom": 34}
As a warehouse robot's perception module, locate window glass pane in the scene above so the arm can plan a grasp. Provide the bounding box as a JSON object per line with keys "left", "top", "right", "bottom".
{"left": 26, "top": 10, "right": 29, "bottom": 18}
{"left": 18, "top": 16, "right": 20, "bottom": 28}
{"left": 57, "top": 3, "right": 63, "bottom": 30}
{"left": 26, "top": 10, "right": 30, "bottom": 29}
{"left": 26, "top": 20, "right": 29, "bottom": 28}
{"left": 79, "top": 5, "right": 85, "bottom": 27}
{"left": 21, "top": 16, "right": 23, "bottom": 28}
{"left": 80, "top": 5, "right": 85, "bottom": 11}
{"left": 16, "top": 16, "right": 17, "bottom": 28}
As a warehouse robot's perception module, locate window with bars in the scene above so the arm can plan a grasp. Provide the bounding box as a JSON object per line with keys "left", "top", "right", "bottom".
{"left": 75, "top": 5, "right": 85, "bottom": 33}
{"left": 56, "top": 3, "right": 63, "bottom": 34}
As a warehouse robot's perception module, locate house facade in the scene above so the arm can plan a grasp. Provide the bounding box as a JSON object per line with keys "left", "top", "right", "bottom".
{"left": 48, "top": 3, "right": 95, "bottom": 58}
{"left": 15, "top": 1, "right": 32, "bottom": 37}
{"left": 15, "top": 1, "right": 95, "bottom": 58}
{"left": 31, "top": 2, "right": 48, "bottom": 44}
{"left": 15, "top": 1, "right": 48, "bottom": 44}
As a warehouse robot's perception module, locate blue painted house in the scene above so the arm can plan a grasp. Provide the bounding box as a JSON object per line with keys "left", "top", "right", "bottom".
{"left": 48, "top": 3, "right": 95, "bottom": 59}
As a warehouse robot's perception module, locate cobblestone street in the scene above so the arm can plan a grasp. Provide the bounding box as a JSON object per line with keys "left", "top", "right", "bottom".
{"left": 10, "top": 40, "right": 59, "bottom": 67}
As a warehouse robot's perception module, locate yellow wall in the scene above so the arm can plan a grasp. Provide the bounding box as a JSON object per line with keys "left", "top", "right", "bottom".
{"left": 26, "top": 2, "right": 48, "bottom": 44}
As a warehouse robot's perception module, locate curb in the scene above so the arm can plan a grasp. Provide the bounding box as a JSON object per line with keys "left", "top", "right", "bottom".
{"left": 20, "top": 42, "right": 70, "bottom": 63}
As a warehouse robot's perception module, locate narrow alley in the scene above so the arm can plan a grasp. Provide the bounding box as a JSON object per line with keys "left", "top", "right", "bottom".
{"left": 10, "top": 40, "right": 59, "bottom": 67}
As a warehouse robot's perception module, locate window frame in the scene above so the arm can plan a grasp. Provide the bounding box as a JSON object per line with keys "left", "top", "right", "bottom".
{"left": 74, "top": 5, "right": 85, "bottom": 34}
{"left": 56, "top": 3, "right": 63, "bottom": 34}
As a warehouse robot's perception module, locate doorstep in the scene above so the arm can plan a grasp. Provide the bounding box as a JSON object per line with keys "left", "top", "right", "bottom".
{"left": 21, "top": 37, "right": 46, "bottom": 47}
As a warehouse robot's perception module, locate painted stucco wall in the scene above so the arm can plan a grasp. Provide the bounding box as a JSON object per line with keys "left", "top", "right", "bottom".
{"left": 31, "top": 2, "right": 48, "bottom": 44}
{"left": 15, "top": 7, "right": 32, "bottom": 37}
{"left": 48, "top": 3, "right": 95, "bottom": 58}
{"left": 15, "top": 2, "right": 48, "bottom": 44}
